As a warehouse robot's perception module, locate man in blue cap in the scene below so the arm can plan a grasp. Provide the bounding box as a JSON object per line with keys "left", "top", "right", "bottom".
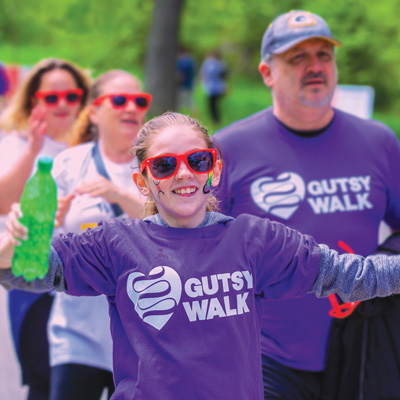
{"left": 213, "top": 10, "right": 400, "bottom": 399}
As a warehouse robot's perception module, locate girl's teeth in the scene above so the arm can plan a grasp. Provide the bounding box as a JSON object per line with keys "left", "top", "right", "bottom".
{"left": 175, "top": 188, "right": 195, "bottom": 194}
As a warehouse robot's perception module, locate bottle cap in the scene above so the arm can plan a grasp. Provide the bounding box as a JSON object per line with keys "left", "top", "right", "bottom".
{"left": 37, "top": 156, "right": 53, "bottom": 172}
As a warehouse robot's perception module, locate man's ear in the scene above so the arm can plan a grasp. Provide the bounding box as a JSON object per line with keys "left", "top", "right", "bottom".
{"left": 133, "top": 171, "right": 151, "bottom": 196}
{"left": 259, "top": 61, "right": 274, "bottom": 88}
{"left": 211, "top": 160, "right": 222, "bottom": 187}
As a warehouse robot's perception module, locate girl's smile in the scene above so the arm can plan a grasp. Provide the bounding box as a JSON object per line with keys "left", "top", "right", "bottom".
{"left": 172, "top": 186, "right": 198, "bottom": 195}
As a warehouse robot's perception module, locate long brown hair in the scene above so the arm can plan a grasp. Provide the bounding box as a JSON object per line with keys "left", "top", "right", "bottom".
{"left": 132, "top": 112, "right": 222, "bottom": 217}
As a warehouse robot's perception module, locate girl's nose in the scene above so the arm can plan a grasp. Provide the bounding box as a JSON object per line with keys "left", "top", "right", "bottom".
{"left": 175, "top": 160, "right": 194, "bottom": 180}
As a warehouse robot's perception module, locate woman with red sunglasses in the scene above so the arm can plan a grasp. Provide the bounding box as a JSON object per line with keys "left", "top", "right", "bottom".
{"left": 0, "top": 58, "right": 90, "bottom": 214}
{"left": 43, "top": 69, "right": 148, "bottom": 400}
{"left": 0, "top": 58, "right": 90, "bottom": 400}
{"left": 2, "top": 112, "right": 400, "bottom": 400}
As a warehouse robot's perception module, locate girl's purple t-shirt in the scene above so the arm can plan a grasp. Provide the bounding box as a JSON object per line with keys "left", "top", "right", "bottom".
{"left": 52, "top": 215, "right": 320, "bottom": 400}
{"left": 214, "top": 107, "right": 400, "bottom": 370}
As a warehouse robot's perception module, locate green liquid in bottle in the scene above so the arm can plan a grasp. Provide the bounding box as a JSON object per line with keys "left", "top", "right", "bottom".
{"left": 12, "top": 156, "right": 57, "bottom": 281}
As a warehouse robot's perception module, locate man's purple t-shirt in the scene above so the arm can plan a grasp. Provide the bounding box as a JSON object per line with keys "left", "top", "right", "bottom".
{"left": 213, "top": 107, "right": 400, "bottom": 371}
{"left": 52, "top": 215, "right": 320, "bottom": 400}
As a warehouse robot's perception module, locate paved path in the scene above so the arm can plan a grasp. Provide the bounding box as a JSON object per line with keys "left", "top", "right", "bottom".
{"left": 0, "top": 286, "right": 108, "bottom": 400}
{"left": 0, "top": 286, "right": 27, "bottom": 400}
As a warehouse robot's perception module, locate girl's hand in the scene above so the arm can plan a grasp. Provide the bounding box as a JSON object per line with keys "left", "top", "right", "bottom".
{"left": 54, "top": 193, "right": 75, "bottom": 228}
{"left": 27, "top": 105, "right": 47, "bottom": 155}
{"left": 75, "top": 174, "right": 121, "bottom": 204}
{"left": 0, "top": 232, "right": 15, "bottom": 268}
{"left": 0, "top": 203, "right": 27, "bottom": 268}
{"left": 6, "top": 203, "right": 27, "bottom": 244}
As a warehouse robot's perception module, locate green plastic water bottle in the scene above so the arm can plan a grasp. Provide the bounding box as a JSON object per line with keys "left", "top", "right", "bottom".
{"left": 12, "top": 156, "right": 57, "bottom": 281}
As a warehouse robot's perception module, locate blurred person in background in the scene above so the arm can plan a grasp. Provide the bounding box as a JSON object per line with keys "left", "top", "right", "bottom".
{"left": 176, "top": 46, "right": 196, "bottom": 113}
{"left": 213, "top": 10, "right": 400, "bottom": 400}
{"left": 200, "top": 50, "right": 228, "bottom": 125}
{"left": 47, "top": 69, "right": 148, "bottom": 400}
{"left": 0, "top": 58, "right": 91, "bottom": 400}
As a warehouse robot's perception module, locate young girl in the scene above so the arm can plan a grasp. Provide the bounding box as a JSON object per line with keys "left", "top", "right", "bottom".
{"left": 1, "top": 112, "right": 400, "bottom": 400}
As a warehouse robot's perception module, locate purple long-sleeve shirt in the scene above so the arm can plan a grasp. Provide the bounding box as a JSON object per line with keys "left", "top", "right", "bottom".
{"left": 1, "top": 213, "right": 400, "bottom": 399}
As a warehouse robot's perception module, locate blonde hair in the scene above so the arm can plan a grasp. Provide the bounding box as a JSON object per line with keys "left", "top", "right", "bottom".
{"left": 132, "top": 112, "right": 222, "bottom": 217}
{"left": 0, "top": 58, "right": 91, "bottom": 137}
{"left": 69, "top": 70, "right": 142, "bottom": 146}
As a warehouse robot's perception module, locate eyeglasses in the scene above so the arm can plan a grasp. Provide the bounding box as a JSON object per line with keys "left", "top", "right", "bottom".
{"left": 35, "top": 89, "right": 83, "bottom": 106}
{"left": 93, "top": 93, "right": 152, "bottom": 111}
{"left": 140, "top": 149, "right": 217, "bottom": 180}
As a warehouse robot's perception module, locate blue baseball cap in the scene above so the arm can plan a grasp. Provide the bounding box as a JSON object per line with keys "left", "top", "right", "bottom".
{"left": 261, "top": 10, "right": 342, "bottom": 59}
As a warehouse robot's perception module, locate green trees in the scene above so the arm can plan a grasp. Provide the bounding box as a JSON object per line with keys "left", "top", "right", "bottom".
{"left": 145, "top": 0, "right": 184, "bottom": 115}
{"left": 0, "top": 0, "right": 399, "bottom": 112}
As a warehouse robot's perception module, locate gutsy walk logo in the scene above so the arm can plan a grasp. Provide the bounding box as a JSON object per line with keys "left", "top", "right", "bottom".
{"left": 251, "top": 172, "right": 373, "bottom": 220}
{"left": 127, "top": 266, "right": 253, "bottom": 330}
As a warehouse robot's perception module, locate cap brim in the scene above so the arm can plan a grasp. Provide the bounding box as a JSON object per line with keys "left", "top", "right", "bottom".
{"left": 273, "top": 36, "right": 342, "bottom": 54}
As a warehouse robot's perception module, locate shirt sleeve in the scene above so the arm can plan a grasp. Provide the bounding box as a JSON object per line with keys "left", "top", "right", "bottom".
{"left": 0, "top": 246, "right": 66, "bottom": 292}
{"left": 52, "top": 222, "right": 117, "bottom": 297}
{"left": 311, "top": 244, "right": 400, "bottom": 301}
{"left": 382, "top": 130, "right": 400, "bottom": 230}
{"left": 247, "top": 217, "right": 321, "bottom": 299}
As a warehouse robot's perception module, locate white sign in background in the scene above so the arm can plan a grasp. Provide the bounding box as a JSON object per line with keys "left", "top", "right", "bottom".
{"left": 332, "top": 84, "right": 375, "bottom": 119}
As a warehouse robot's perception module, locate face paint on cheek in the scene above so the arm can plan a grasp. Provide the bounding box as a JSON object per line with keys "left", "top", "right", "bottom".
{"left": 153, "top": 180, "right": 165, "bottom": 198}
{"left": 202, "top": 171, "right": 213, "bottom": 194}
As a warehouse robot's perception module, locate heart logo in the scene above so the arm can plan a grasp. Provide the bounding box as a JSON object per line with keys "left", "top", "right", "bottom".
{"left": 250, "top": 172, "right": 305, "bottom": 220}
{"left": 127, "top": 266, "right": 182, "bottom": 330}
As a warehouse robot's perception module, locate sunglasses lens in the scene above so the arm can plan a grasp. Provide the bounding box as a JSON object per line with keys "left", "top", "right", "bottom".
{"left": 111, "top": 95, "right": 127, "bottom": 107}
{"left": 150, "top": 156, "right": 177, "bottom": 179}
{"left": 135, "top": 96, "right": 149, "bottom": 109}
{"left": 65, "top": 93, "right": 80, "bottom": 103}
{"left": 44, "top": 94, "right": 58, "bottom": 104}
{"left": 187, "top": 151, "right": 214, "bottom": 172}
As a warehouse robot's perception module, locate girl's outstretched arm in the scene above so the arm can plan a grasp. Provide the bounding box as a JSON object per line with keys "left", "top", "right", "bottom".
{"left": 311, "top": 244, "right": 400, "bottom": 302}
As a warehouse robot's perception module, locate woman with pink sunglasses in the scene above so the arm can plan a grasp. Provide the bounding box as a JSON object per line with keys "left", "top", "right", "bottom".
{"left": 0, "top": 58, "right": 90, "bottom": 400}
{"left": 44, "top": 69, "right": 148, "bottom": 400}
